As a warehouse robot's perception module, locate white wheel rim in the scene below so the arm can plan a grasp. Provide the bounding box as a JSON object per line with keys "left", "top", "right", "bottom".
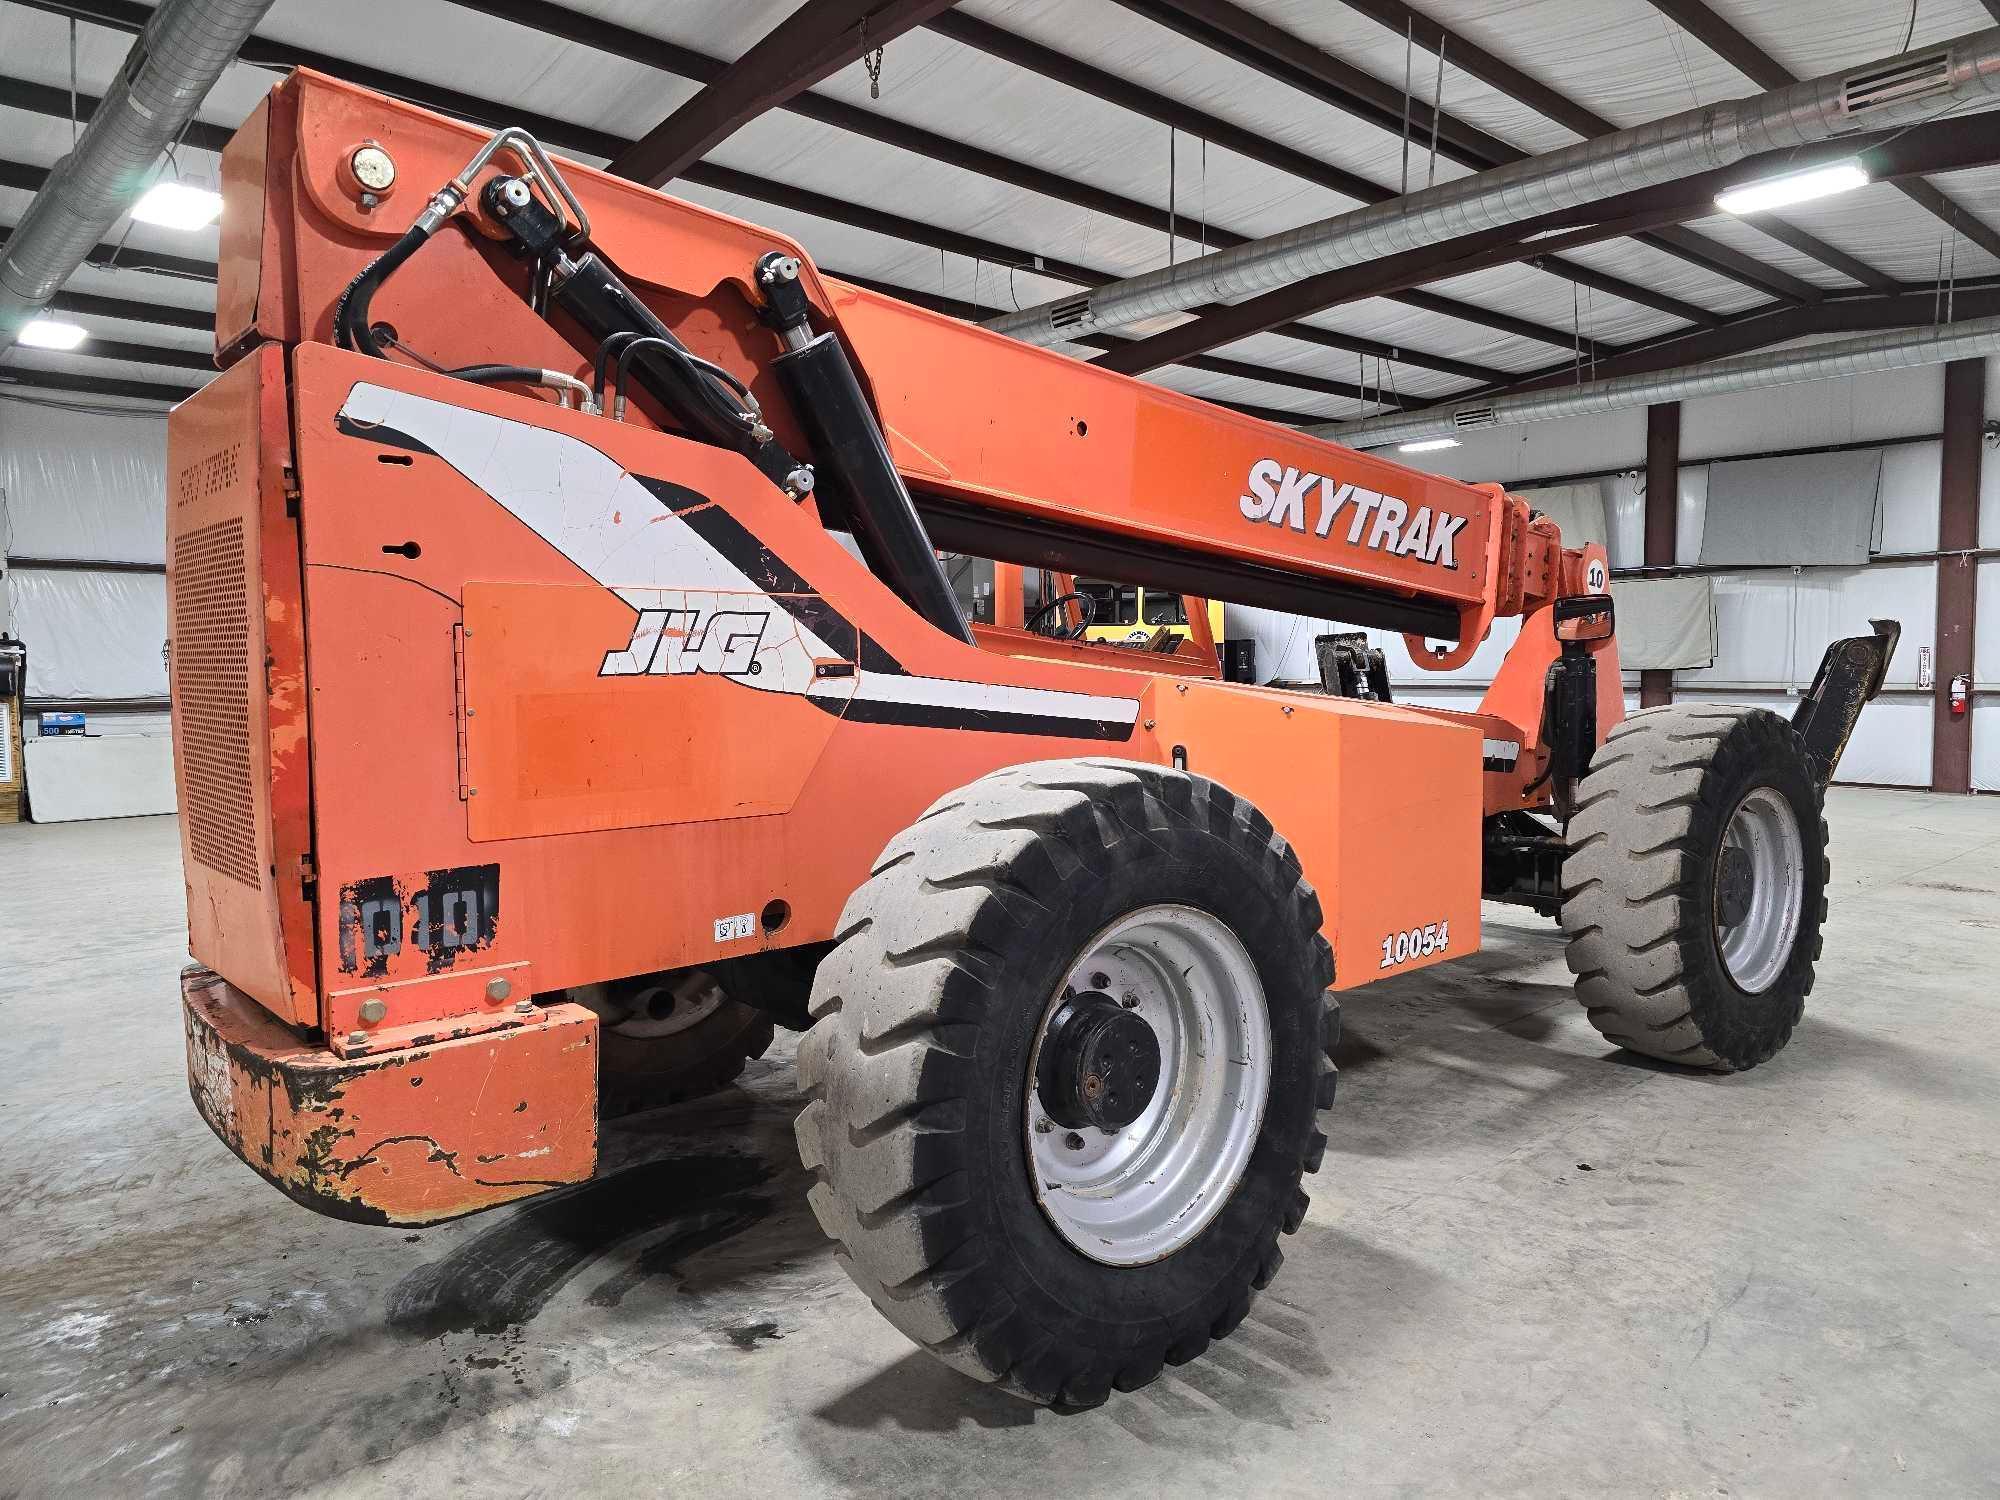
{"left": 1715, "top": 787, "right": 1805, "bottom": 994}
{"left": 1024, "top": 905, "right": 1271, "bottom": 1266}
{"left": 572, "top": 971, "right": 727, "bottom": 1039}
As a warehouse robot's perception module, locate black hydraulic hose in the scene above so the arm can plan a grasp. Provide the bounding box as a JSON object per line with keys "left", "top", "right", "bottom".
{"left": 612, "top": 336, "right": 757, "bottom": 429}
{"left": 592, "top": 331, "right": 644, "bottom": 403}
{"left": 333, "top": 222, "right": 434, "bottom": 358}
{"left": 611, "top": 336, "right": 676, "bottom": 417}
{"left": 450, "top": 364, "right": 553, "bottom": 386}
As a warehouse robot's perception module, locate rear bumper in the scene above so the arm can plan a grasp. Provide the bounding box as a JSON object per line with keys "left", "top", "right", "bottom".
{"left": 182, "top": 966, "right": 598, "bottom": 1225}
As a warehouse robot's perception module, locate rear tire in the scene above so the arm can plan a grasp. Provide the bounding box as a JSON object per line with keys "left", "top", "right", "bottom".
{"left": 577, "top": 971, "right": 776, "bottom": 1118}
{"left": 795, "top": 759, "right": 1338, "bottom": 1406}
{"left": 1561, "top": 705, "right": 1827, "bottom": 1071}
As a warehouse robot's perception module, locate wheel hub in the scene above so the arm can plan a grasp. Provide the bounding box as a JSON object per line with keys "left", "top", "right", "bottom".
{"left": 1023, "top": 905, "right": 1272, "bottom": 1267}
{"left": 1713, "top": 786, "right": 1806, "bottom": 994}
{"left": 1035, "top": 991, "right": 1162, "bottom": 1131}
{"left": 1716, "top": 844, "right": 1755, "bottom": 927}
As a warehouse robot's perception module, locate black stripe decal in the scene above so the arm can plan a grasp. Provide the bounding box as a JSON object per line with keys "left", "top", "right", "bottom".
{"left": 821, "top": 695, "right": 1136, "bottom": 740}
{"left": 631, "top": 473, "right": 711, "bottom": 516}
{"left": 659, "top": 485, "right": 916, "bottom": 672}
{"left": 335, "top": 412, "right": 436, "bottom": 455}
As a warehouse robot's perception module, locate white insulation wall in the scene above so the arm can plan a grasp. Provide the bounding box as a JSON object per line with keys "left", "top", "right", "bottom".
{"left": 0, "top": 396, "right": 170, "bottom": 722}
{"left": 1235, "top": 357, "right": 2000, "bottom": 791}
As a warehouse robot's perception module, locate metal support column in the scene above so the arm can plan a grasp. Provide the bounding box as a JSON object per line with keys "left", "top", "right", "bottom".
{"left": 1933, "top": 358, "right": 1985, "bottom": 793}
{"left": 1640, "top": 401, "right": 1681, "bottom": 709}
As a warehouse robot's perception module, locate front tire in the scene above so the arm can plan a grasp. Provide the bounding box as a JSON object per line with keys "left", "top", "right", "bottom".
{"left": 795, "top": 759, "right": 1337, "bottom": 1406}
{"left": 1561, "top": 705, "right": 1828, "bottom": 1071}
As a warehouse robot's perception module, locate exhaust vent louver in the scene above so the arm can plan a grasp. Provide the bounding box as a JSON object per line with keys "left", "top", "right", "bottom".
{"left": 1451, "top": 406, "right": 1499, "bottom": 430}
{"left": 1841, "top": 51, "right": 1954, "bottom": 118}
{"left": 172, "top": 515, "right": 260, "bottom": 888}
{"left": 1047, "top": 296, "right": 1093, "bottom": 335}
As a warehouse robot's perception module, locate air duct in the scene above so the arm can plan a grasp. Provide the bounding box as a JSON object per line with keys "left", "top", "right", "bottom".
{"left": 1318, "top": 314, "right": 2000, "bottom": 449}
{"left": 985, "top": 27, "right": 2000, "bottom": 347}
{"left": 0, "top": 0, "right": 276, "bottom": 351}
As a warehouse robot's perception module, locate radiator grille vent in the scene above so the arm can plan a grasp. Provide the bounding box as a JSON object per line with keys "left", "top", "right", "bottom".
{"left": 173, "top": 517, "right": 259, "bottom": 887}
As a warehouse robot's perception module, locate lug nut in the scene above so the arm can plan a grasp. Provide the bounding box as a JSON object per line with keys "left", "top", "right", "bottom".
{"left": 1063, "top": 1132, "right": 1086, "bottom": 1151}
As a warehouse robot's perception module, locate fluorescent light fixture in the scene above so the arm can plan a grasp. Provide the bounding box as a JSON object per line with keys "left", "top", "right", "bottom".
{"left": 130, "top": 180, "right": 223, "bottom": 231}
{"left": 1397, "top": 437, "right": 1461, "bottom": 454}
{"left": 18, "top": 318, "right": 88, "bottom": 350}
{"left": 1716, "top": 162, "right": 1868, "bottom": 216}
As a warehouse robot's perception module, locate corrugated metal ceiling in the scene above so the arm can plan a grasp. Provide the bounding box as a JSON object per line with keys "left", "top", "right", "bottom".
{"left": 1, "top": 0, "right": 1995, "bottom": 420}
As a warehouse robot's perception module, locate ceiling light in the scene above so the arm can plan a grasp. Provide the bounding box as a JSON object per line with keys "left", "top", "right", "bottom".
{"left": 130, "top": 181, "right": 223, "bottom": 231}
{"left": 1715, "top": 162, "right": 1868, "bottom": 216}
{"left": 18, "top": 318, "right": 88, "bottom": 350}
{"left": 1397, "top": 437, "right": 1461, "bottom": 453}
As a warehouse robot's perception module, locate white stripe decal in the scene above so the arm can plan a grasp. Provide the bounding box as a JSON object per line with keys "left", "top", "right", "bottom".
{"left": 339, "top": 383, "right": 1139, "bottom": 732}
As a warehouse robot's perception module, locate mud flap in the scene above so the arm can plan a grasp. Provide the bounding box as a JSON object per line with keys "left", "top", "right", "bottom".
{"left": 1791, "top": 619, "right": 1900, "bottom": 790}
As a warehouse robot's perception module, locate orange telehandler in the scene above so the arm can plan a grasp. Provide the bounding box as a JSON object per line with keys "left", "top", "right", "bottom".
{"left": 168, "top": 70, "right": 1895, "bottom": 1406}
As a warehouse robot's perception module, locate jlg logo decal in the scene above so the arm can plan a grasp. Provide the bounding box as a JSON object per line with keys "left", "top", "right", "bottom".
{"left": 1240, "top": 459, "right": 1468, "bottom": 569}
{"left": 600, "top": 607, "right": 772, "bottom": 678}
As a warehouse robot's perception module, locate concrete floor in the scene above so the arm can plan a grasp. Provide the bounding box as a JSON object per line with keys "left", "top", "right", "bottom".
{"left": 2, "top": 789, "right": 1997, "bottom": 1498}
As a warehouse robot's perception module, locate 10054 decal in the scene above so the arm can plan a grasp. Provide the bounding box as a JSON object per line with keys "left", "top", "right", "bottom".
{"left": 1379, "top": 919, "right": 1451, "bottom": 969}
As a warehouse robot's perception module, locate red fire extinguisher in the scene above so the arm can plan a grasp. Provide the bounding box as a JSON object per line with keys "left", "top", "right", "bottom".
{"left": 1950, "top": 674, "right": 1971, "bottom": 718}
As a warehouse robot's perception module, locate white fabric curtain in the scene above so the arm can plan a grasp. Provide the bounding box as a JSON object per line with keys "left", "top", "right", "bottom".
{"left": 1697, "top": 450, "right": 1883, "bottom": 566}
{"left": 1612, "top": 576, "right": 1716, "bottom": 670}
{"left": 0, "top": 398, "right": 170, "bottom": 700}
{"left": 7, "top": 569, "right": 169, "bottom": 700}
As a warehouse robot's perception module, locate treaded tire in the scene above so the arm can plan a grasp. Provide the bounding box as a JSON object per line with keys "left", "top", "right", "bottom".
{"left": 1561, "top": 705, "right": 1827, "bottom": 1072}
{"left": 795, "top": 758, "right": 1338, "bottom": 1406}
{"left": 597, "top": 992, "right": 775, "bottom": 1119}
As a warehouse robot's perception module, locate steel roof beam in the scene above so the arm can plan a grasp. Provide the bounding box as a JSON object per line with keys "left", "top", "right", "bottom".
{"left": 47, "top": 288, "right": 212, "bottom": 330}
{"left": 0, "top": 366, "right": 201, "bottom": 402}
{"left": 609, "top": 0, "right": 959, "bottom": 187}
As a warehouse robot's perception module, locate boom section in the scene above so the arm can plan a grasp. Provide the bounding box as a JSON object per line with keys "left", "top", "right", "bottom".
{"left": 219, "top": 70, "right": 1571, "bottom": 646}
